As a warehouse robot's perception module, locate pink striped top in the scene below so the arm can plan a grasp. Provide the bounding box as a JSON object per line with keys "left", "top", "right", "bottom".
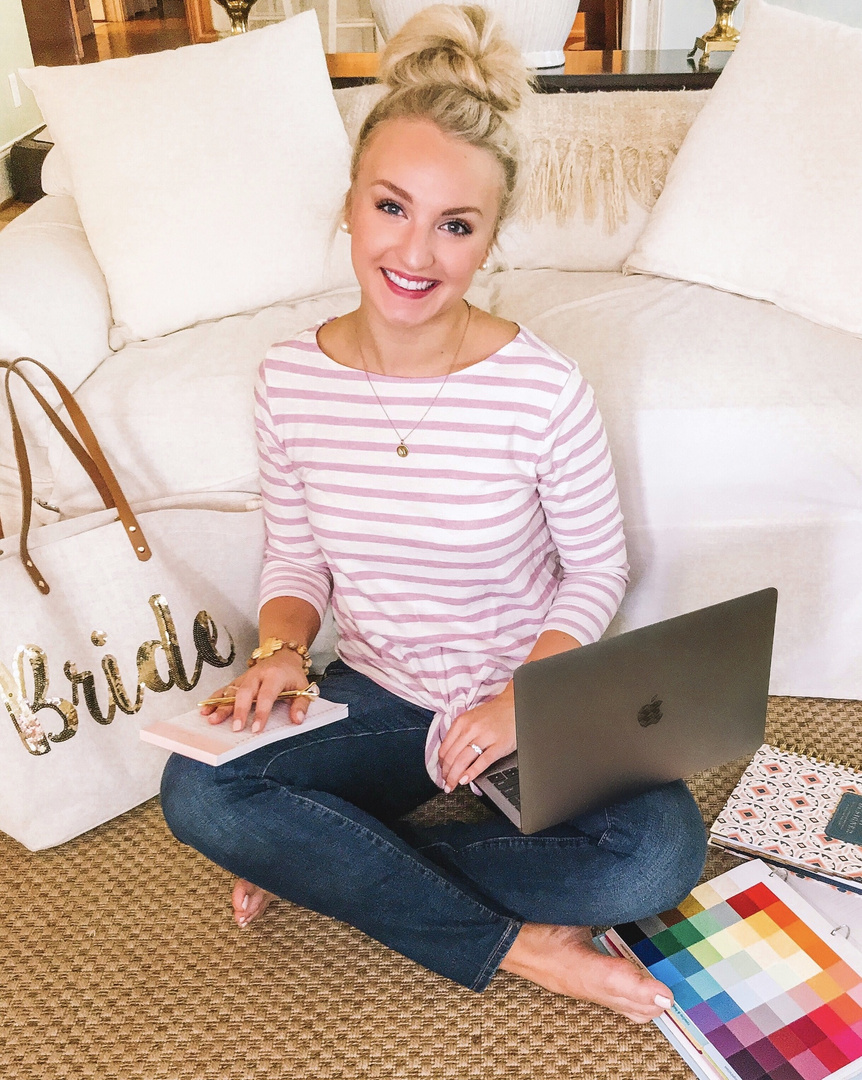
{"left": 255, "top": 323, "right": 628, "bottom": 787}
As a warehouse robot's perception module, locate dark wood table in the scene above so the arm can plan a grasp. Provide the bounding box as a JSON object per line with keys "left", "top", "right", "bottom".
{"left": 327, "top": 49, "right": 731, "bottom": 92}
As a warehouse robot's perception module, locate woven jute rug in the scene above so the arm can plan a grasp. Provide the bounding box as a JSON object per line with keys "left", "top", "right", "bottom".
{"left": 3, "top": 697, "right": 860, "bottom": 1080}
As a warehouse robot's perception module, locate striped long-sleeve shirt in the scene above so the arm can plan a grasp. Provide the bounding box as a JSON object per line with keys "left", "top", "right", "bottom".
{"left": 255, "top": 323, "right": 628, "bottom": 787}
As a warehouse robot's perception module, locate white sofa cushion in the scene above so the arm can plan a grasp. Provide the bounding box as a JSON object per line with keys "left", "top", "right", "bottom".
{"left": 625, "top": 0, "right": 862, "bottom": 336}
{"left": 0, "top": 197, "right": 110, "bottom": 392}
{"left": 0, "top": 197, "right": 113, "bottom": 535}
{"left": 21, "top": 13, "right": 355, "bottom": 347}
{"left": 487, "top": 268, "right": 862, "bottom": 699}
{"left": 49, "top": 289, "right": 359, "bottom": 514}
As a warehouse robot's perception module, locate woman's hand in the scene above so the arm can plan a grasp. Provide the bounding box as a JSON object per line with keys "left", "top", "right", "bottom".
{"left": 200, "top": 650, "right": 311, "bottom": 734}
{"left": 437, "top": 684, "right": 516, "bottom": 793}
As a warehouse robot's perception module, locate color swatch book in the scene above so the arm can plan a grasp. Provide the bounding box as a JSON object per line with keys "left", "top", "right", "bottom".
{"left": 140, "top": 697, "right": 348, "bottom": 765}
{"left": 602, "top": 859, "right": 862, "bottom": 1080}
{"left": 709, "top": 745, "right": 862, "bottom": 893}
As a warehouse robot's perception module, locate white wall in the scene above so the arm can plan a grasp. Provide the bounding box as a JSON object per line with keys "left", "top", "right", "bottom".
{"left": 210, "top": 0, "right": 377, "bottom": 49}
{"left": 0, "top": 0, "right": 43, "bottom": 201}
{"left": 767, "top": 0, "right": 862, "bottom": 26}
{"left": 634, "top": 0, "right": 862, "bottom": 52}
{"left": 659, "top": 0, "right": 717, "bottom": 50}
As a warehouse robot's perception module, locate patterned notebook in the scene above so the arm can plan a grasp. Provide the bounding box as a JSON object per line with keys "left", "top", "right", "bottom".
{"left": 709, "top": 745, "right": 862, "bottom": 891}
{"left": 604, "top": 860, "right": 862, "bottom": 1080}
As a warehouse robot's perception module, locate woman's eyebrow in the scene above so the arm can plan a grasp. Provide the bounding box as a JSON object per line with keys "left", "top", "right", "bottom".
{"left": 374, "top": 180, "right": 413, "bottom": 202}
{"left": 373, "top": 180, "right": 483, "bottom": 217}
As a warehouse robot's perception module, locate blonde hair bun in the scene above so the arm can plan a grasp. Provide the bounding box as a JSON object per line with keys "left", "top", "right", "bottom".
{"left": 379, "top": 4, "right": 529, "bottom": 115}
{"left": 346, "top": 4, "right": 533, "bottom": 237}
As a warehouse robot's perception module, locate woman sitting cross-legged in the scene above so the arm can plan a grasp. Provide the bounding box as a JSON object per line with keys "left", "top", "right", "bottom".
{"left": 160, "top": 3, "right": 706, "bottom": 1022}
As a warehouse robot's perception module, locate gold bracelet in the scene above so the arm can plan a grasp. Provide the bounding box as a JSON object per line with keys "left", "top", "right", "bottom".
{"left": 248, "top": 637, "right": 312, "bottom": 675}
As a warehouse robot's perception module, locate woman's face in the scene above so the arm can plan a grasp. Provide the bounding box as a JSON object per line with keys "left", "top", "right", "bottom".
{"left": 347, "top": 117, "right": 503, "bottom": 330}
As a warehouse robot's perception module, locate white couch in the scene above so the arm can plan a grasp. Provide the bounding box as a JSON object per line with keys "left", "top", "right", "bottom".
{"left": 1, "top": 81, "right": 860, "bottom": 702}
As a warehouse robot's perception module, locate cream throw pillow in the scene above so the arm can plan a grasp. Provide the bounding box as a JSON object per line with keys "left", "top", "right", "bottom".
{"left": 624, "top": 0, "right": 862, "bottom": 337}
{"left": 21, "top": 13, "right": 354, "bottom": 346}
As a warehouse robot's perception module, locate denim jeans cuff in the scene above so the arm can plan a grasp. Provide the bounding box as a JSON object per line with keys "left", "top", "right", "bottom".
{"left": 469, "top": 917, "right": 523, "bottom": 992}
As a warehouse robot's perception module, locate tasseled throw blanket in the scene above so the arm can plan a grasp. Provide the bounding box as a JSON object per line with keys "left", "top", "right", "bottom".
{"left": 334, "top": 86, "right": 710, "bottom": 234}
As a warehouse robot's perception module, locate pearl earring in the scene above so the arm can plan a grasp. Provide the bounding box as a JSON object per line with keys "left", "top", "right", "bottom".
{"left": 480, "top": 258, "right": 490, "bottom": 271}
{"left": 340, "top": 221, "right": 350, "bottom": 233}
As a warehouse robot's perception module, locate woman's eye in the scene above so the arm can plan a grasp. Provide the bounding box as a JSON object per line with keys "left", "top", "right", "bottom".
{"left": 443, "top": 219, "right": 473, "bottom": 236}
{"left": 376, "top": 200, "right": 403, "bottom": 217}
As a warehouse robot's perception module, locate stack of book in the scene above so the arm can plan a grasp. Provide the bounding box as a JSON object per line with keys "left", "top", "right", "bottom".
{"left": 709, "top": 744, "right": 862, "bottom": 894}
{"left": 602, "top": 859, "right": 862, "bottom": 1080}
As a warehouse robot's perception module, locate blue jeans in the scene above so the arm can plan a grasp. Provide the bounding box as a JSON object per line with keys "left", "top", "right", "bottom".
{"left": 160, "top": 660, "right": 707, "bottom": 991}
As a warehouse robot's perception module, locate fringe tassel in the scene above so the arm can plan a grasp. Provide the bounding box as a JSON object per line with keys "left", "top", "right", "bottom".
{"left": 518, "top": 90, "right": 710, "bottom": 234}
{"left": 522, "top": 136, "right": 692, "bottom": 233}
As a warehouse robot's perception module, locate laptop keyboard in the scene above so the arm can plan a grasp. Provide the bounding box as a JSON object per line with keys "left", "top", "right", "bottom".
{"left": 486, "top": 765, "right": 521, "bottom": 811}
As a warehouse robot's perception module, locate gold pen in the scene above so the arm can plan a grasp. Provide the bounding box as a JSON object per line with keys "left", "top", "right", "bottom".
{"left": 198, "top": 682, "right": 321, "bottom": 707}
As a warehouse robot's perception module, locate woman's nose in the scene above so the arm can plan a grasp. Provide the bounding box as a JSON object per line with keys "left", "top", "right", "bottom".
{"left": 398, "top": 223, "right": 435, "bottom": 272}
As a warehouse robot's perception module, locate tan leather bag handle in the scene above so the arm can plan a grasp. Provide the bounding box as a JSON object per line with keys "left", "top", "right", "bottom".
{"left": 1, "top": 357, "right": 151, "bottom": 594}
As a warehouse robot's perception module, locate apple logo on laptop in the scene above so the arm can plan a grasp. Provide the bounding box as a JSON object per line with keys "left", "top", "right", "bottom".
{"left": 637, "top": 695, "right": 663, "bottom": 728}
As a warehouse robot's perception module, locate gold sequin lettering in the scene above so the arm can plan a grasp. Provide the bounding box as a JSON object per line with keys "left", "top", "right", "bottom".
{"left": 3, "top": 594, "right": 238, "bottom": 757}
{"left": 192, "top": 611, "right": 236, "bottom": 670}
{"left": 63, "top": 662, "right": 116, "bottom": 726}
{"left": 140, "top": 595, "right": 202, "bottom": 693}
{"left": 15, "top": 646, "right": 78, "bottom": 744}
{"left": 0, "top": 660, "right": 51, "bottom": 756}
{"left": 101, "top": 655, "right": 144, "bottom": 716}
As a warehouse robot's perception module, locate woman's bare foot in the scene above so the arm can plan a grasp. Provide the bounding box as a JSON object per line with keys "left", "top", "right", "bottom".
{"left": 499, "top": 924, "right": 673, "bottom": 1022}
{"left": 231, "top": 878, "right": 276, "bottom": 929}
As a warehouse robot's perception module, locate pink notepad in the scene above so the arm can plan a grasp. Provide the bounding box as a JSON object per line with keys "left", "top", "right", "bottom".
{"left": 140, "top": 697, "right": 348, "bottom": 766}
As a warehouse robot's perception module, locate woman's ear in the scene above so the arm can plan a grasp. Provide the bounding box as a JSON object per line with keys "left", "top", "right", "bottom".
{"left": 342, "top": 189, "right": 354, "bottom": 232}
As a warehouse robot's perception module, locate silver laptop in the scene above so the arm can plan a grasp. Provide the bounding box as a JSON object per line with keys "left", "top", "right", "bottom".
{"left": 476, "top": 588, "right": 778, "bottom": 835}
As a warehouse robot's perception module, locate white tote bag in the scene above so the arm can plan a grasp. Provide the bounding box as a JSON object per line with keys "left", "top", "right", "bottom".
{"left": 0, "top": 357, "right": 263, "bottom": 850}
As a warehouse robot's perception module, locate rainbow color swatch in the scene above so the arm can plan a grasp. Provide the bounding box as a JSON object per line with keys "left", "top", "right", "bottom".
{"left": 608, "top": 861, "right": 862, "bottom": 1080}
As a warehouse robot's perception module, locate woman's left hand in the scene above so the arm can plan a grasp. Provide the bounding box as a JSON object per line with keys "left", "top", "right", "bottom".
{"left": 437, "top": 684, "right": 516, "bottom": 793}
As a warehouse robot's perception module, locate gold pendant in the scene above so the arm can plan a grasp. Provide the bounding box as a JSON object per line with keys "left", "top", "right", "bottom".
{"left": 396, "top": 443, "right": 409, "bottom": 458}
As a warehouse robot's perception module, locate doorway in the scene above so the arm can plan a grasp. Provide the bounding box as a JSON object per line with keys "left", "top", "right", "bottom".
{"left": 88, "top": 1, "right": 191, "bottom": 60}
{"left": 20, "top": 0, "right": 191, "bottom": 66}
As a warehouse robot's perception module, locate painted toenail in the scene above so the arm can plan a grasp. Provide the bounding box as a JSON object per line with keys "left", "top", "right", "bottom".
{"left": 654, "top": 994, "right": 672, "bottom": 1009}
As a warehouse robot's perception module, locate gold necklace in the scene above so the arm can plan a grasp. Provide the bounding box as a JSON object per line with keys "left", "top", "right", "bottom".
{"left": 356, "top": 302, "right": 472, "bottom": 458}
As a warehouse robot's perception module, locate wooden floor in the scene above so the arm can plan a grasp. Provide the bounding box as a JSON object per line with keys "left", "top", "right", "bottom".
{"left": 0, "top": 201, "right": 28, "bottom": 232}
{"left": 89, "top": 2, "right": 190, "bottom": 62}
{"left": 27, "top": 0, "right": 191, "bottom": 65}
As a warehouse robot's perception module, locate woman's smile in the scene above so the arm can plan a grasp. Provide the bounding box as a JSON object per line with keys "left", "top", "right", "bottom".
{"left": 381, "top": 267, "right": 441, "bottom": 297}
